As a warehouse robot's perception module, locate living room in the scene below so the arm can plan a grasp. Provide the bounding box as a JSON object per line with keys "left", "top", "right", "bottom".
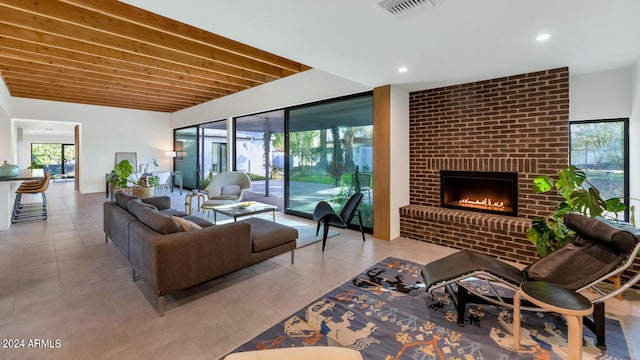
{"left": 1, "top": 1, "right": 640, "bottom": 359}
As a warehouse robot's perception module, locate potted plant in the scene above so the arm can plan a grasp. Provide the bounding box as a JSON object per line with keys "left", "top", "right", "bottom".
{"left": 109, "top": 160, "right": 159, "bottom": 198}
{"left": 198, "top": 169, "right": 214, "bottom": 192}
{"left": 526, "top": 166, "right": 627, "bottom": 257}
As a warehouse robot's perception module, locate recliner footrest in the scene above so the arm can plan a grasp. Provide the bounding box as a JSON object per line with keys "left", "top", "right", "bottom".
{"left": 422, "top": 250, "right": 527, "bottom": 291}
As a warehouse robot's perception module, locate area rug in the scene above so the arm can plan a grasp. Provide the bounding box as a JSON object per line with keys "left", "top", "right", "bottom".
{"left": 228, "top": 257, "right": 631, "bottom": 359}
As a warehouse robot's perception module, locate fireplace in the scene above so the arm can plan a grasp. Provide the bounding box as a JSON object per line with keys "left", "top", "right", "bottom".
{"left": 440, "top": 171, "right": 518, "bottom": 216}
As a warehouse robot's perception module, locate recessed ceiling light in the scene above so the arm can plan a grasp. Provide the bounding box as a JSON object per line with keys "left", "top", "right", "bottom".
{"left": 536, "top": 33, "right": 551, "bottom": 42}
{"left": 398, "top": 66, "right": 408, "bottom": 73}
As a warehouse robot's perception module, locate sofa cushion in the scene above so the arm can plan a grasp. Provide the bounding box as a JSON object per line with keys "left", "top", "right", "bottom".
{"left": 115, "top": 192, "right": 138, "bottom": 209}
{"left": 240, "top": 218, "right": 298, "bottom": 252}
{"left": 140, "top": 196, "right": 172, "bottom": 211}
{"left": 135, "top": 207, "right": 181, "bottom": 234}
{"left": 221, "top": 184, "right": 241, "bottom": 196}
{"left": 160, "top": 208, "right": 190, "bottom": 217}
{"left": 183, "top": 216, "right": 215, "bottom": 228}
{"left": 127, "top": 198, "right": 157, "bottom": 217}
{"left": 172, "top": 216, "right": 202, "bottom": 231}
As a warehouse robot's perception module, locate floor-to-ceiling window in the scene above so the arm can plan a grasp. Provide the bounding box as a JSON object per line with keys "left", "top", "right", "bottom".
{"left": 31, "top": 143, "right": 75, "bottom": 177}
{"left": 200, "top": 120, "right": 228, "bottom": 179}
{"left": 234, "top": 110, "right": 285, "bottom": 202}
{"left": 570, "top": 118, "right": 629, "bottom": 220}
{"left": 175, "top": 120, "right": 228, "bottom": 190}
{"left": 174, "top": 126, "right": 199, "bottom": 189}
{"left": 286, "top": 93, "right": 374, "bottom": 231}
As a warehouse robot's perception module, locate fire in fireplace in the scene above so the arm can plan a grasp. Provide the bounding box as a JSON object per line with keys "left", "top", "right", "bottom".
{"left": 440, "top": 171, "right": 518, "bottom": 216}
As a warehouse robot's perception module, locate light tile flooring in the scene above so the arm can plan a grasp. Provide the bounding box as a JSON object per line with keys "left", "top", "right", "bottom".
{"left": 0, "top": 181, "right": 638, "bottom": 359}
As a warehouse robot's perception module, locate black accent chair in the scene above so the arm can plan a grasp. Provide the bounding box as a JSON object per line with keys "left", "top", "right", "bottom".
{"left": 313, "top": 193, "right": 365, "bottom": 251}
{"left": 421, "top": 213, "right": 640, "bottom": 349}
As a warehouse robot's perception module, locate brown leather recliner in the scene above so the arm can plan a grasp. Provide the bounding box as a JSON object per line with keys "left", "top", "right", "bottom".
{"left": 421, "top": 213, "right": 640, "bottom": 349}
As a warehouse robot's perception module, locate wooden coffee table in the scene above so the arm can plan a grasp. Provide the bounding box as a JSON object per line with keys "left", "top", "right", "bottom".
{"left": 208, "top": 201, "right": 277, "bottom": 224}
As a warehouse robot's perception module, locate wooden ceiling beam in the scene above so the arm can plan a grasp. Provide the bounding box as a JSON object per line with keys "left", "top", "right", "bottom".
{"left": 0, "top": 1, "right": 311, "bottom": 111}
{"left": 1, "top": 69, "right": 216, "bottom": 103}
{"left": 4, "top": 76, "right": 204, "bottom": 106}
{"left": 8, "top": 88, "right": 186, "bottom": 113}
{"left": 0, "top": 53, "right": 233, "bottom": 98}
{"left": 62, "top": 0, "right": 310, "bottom": 73}
{"left": 0, "top": 36, "right": 249, "bottom": 93}
{"left": 1, "top": 0, "right": 294, "bottom": 78}
{"left": 0, "top": 6, "right": 276, "bottom": 83}
{"left": 7, "top": 81, "right": 199, "bottom": 111}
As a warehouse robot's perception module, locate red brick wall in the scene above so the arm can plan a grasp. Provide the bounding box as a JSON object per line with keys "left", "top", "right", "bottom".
{"left": 401, "top": 68, "right": 570, "bottom": 264}
{"left": 401, "top": 67, "right": 640, "bottom": 289}
{"left": 407, "top": 67, "right": 570, "bottom": 219}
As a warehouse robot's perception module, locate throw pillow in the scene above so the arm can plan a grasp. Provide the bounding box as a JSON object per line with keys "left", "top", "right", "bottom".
{"left": 221, "top": 184, "right": 241, "bottom": 196}
{"left": 172, "top": 216, "right": 202, "bottom": 231}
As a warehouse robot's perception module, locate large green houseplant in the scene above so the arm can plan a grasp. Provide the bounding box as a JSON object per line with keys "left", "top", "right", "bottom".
{"left": 109, "top": 160, "right": 159, "bottom": 198}
{"left": 526, "top": 166, "right": 627, "bottom": 257}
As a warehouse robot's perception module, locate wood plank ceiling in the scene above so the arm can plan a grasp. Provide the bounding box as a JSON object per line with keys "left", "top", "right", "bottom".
{"left": 0, "top": 0, "right": 311, "bottom": 112}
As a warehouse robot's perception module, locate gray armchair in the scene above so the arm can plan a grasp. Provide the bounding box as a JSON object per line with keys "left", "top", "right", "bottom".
{"left": 202, "top": 172, "right": 251, "bottom": 207}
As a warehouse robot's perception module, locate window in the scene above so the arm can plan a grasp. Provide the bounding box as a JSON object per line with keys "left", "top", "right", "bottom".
{"left": 31, "top": 143, "right": 75, "bottom": 177}
{"left": 286, "top": 93, "right": 374, "bottom": 230}
{"left": 570, "top": 119, "right": 629, "bottom": 220}
{"left": 174, "top": 120, "right": 227, "bottom": 190}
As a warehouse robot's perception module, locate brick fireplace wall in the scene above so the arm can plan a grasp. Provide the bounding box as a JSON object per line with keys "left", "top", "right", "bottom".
{"left": 400, "top": 67, "right": 570, "bottom": 265}
{"left": 400, "top": 66, "right": 640, "bottom": 288}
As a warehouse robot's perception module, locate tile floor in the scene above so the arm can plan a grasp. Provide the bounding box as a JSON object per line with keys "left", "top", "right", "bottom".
{"left": 0, "top": 181, "right": 638, "bottom": 359}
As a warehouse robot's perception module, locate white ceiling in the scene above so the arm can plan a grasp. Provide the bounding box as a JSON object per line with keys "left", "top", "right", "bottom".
{"left": 123, "top": 0, "right": 640, "bottom": 92}
{"left": 13, "top": 119, "right": 76, "bottom": 137}
{"left": 18, "top": 0, "right": 640, "bottom": 136}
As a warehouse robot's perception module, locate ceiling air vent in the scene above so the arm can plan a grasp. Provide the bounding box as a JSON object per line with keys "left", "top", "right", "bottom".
{"left": 378, "top": 0, "right": 442, "bottom": 15}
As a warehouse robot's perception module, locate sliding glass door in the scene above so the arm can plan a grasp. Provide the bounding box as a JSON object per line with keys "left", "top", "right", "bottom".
{"left": 200, "top": 120, "right": 228, "bottom": 178}
{"left": 286, "top": 94, "right": 374, "bottom": 230}
{"left": 234, "top": 110, "right": 285, "bottom": 202}
{"left": 174, "top": 126, "right": 199, "bottom": 189}
{"left": 174, "top": 120, "right": 228, "bottom": 190}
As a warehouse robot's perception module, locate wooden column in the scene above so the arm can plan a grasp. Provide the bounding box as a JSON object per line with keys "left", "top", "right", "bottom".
{"left": 373, "top": 85, "right": 391, "bottom": 240}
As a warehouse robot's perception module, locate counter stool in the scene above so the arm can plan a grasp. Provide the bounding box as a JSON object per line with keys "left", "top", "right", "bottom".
{"left": 12, "top": 172, "right": 51, "bottom": 223}
{"left": 514, "top": 281, "right": 593, "bottom": 360}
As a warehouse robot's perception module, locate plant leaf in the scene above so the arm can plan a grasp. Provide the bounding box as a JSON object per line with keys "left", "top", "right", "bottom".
{"left": 532, "top": 176, "right": 552, "bottom": 193}
{"left": 570, "top": 188, "right": 606, "bottom": 217}
{"left": 605, "top": 198, "right": 627, "bottom": 213}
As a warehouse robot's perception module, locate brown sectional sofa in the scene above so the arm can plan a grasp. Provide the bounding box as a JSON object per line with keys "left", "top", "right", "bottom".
{"left": 103, "top": 193, "right": 298, "bottom": 316}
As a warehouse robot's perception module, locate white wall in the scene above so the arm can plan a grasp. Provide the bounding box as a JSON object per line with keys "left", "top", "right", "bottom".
{"left": 630, "top": 60, "right": 640, "bottom": 218}
{"left": 9, "top": 98, "right": 172, "bottom": 193}
{"left": 172, "top": 69, "right": 370, "bottom": 127}
{"left": 0, "top": 81, "right": 12, "bottom": 164}
{"left": 389, "top": 86, "right": 409, "bottom": 240}
{"left": 569, "top": 67, "right": 632, "bottom": 121}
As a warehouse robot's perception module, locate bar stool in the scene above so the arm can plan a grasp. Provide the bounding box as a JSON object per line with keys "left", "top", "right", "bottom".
{"left": 514, "top": 281, "right": 593, "bottom": 360}
{"left": 12, "top": 172, "right": 51, "bottom": 223}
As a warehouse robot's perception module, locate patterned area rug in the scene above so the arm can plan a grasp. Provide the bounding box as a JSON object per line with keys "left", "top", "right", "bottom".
{"left": 228, "top": 257, "right": 630, "bottom": 359}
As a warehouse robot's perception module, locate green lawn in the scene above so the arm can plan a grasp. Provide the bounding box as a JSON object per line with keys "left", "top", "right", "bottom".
{"left": 290, "top": 174, "right": 351, "bottom": 185}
